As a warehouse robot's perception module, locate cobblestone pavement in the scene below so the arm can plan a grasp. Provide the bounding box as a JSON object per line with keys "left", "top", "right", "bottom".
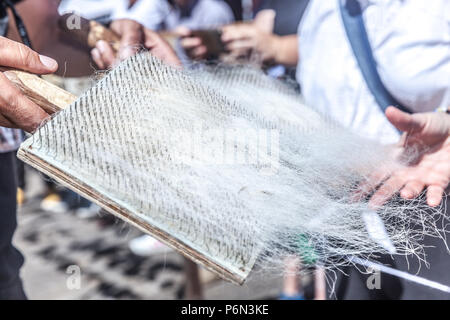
{"left": 13, "top": 169, "right": 283, "bottom": 300}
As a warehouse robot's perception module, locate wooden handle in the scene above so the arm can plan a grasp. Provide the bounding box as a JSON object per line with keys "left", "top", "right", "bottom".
{"left": 1, "top": 68, "right": 77, "bottom": 114}
{"left": 59, "top": 13, "right": 121, "bottom": 52}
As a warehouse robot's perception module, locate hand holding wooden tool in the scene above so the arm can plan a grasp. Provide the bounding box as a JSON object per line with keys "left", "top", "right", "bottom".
{"left": 58, "top": 13, "right": 121, "bottom": 52}
{"left": 58, "top": 14, "right": 181, "bottom": 69}
{"left": 2, "top": 68, "right": 76, "bottom": 115}
{"left": 0, "top": 35, "right": 73, "bottom": 132}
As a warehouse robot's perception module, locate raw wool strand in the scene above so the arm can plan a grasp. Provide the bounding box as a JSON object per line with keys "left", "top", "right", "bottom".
{"left": 189, "top": 63, "right": 449, "bottom": 267}
{"left": 24, "top": 53, "right": 447, "bottom": 282}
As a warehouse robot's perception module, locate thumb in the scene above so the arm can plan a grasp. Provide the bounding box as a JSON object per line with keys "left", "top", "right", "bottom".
{"left": 112, "top": 20, "right": 144, "bottom": 60}
{"left": 385, "top": 106, "right": 424, "bottom": 133}
{"left": 174, "top": 26, "right": 191, "bottom": 37}
{"left": 0, "top": 37, "right": 58, "bottom": 74}
{"left": 253, "top": 9, "right": 276, "bottom": 33}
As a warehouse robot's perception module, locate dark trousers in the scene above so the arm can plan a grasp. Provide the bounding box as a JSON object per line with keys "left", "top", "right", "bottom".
{"left": 332, "top": 255, "right": 403, "bottom": 300}
{"left": 331, "top": 203, "right": 450, "bottom": 300}
{"left": 0, "top": 151, "right": 26, "bottom": 300}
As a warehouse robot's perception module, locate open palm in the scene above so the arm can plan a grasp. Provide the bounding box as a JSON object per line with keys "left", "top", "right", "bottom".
{"left": 369, "top": 107, "right": 450, "bottom": 207}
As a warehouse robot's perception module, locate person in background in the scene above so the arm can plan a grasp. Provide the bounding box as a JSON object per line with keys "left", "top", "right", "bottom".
{"left": 220, "top": 9, "right": 298, "bottom": 66}
{"left": 296, "top": 0, "right": 449, "bottom": 300}
{"left": 112, "top": 0, "right": 234, "bottom": 299}
{"left": 193, "top": 0, "right": 450, "bottom": 299}
{"left": 113, "top": 0, "right": 234, "bottom": 31}
{"left": 182, "top": 0, "right": 305, "bottom": 75}
{"left": 0, "top": 0, "right": 179, "bottom": 300}
{"left": 222, "top": 1, "right": 450, "bottom": 213}
{"left": 64, "top": 1, "right": 181, "bottom": 69}
{"left": 112, "top": 0, "right": 234, "bottom": 64}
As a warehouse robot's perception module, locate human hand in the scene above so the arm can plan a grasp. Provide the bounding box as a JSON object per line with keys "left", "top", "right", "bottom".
{"left": 91, "top": 19, "right": 180, "bottom": 69}
{"left": 220, "top": 9, "right": 277, "bottom": 62}
{"left": 221, "top": 23, "right": 278, "bottom": 62}
{"left": 143, "top": 28, "right": 181, "bottom": 67}
{"left": 0, "top": 36, "right": 58, "bottom": 132}
{"left": 91, "top": 19, "right": 142, "bottom": 69}
{"left": 368, "top": 107, "right": 450, "bottom": 207}
{"left": 176, "top": 26, "right": 209, "bottom": 61}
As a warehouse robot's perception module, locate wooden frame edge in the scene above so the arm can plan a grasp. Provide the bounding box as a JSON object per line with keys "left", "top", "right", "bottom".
{"left": 18, "top": 146, "right": 253, "bottom": 286}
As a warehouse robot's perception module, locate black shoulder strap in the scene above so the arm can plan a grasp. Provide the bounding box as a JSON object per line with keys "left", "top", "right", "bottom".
{"left": 339, "top": 0, "right": 410, "bottom": 114}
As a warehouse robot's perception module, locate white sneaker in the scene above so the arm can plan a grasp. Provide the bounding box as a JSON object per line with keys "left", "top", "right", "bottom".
{"left": 40, "top": 193, "right": 68, "bottom": 213}
{"left": 75, "top": 204, "right": 101, "bottom": 219}
{"left": 129, "top": 235, "right": 172, "bottom": 256}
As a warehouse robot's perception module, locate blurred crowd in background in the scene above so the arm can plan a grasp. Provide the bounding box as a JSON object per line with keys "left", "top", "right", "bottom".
{"left": 0, "top": 0, "right": 449, "bottom": 300}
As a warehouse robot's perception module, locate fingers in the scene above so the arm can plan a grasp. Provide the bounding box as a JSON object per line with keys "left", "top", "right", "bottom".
{"left": 368, "top": 176, "right": 406, "bottom": 209}
{"left": 180, "top": 36, "right": 208, "bottom": 60}
{"left": 0, "top": 36, "right": 58, "bottom": 74}
{"left": 118, "top": 32, "right": 141, "bottom": 61}
{"left": 93, "top": 23, "right": 182, "bottom": 68}
{"left": 367, "top": 175, "right": 444, "bottom": 208}
{"left": 253, "top": 9, "right": 276, "bottom": 33}
{"left": 400, "top": 181, "right": 425, "bottom": 199}
{"left": 385, "top": 106, "right": 425, "bottom": 133}
{"left": 426, "top": 185, "right": 445, "bottom": 207}
{"left": 190, "top": 46, "right": 208, "bottom": 60}
{"left": 353, "top": 164, "right": 393, "bottom": 202}
{"left": 0, "top": 72, "right": 49, "bottom": 132}
{"left": 367, "top": 173, "right": 445, "bottom": 208}
{"left": 174, "top": 26, "right": 191, "bottom": 37}
{"left": 221, "top": 24, "right": 255, "bottom": 43}
{"left": 225, "top": 39, "right": 255, "bottom": 52}
{"left": 180, "top": 37, "right": 203, "bottom": 50}
{"left": 96, "top": 19, "right": 144, "bottom": 68}
{"left": 111, "top": 19, "right": 143, "bottom": 61}
{"left": 143, "top": 29, "right": 181, "bottom": 67}
{"left": 220, "top": 25, "right": 255, "bottom": 58}
{"left": 0, "top": 113, "right": 15, "bottom": 128}
{"left": 92, "top": 41, "right": 116, "bottom": 69}
{"left": 91, "top": 48, "right": 103, "bottom": 70}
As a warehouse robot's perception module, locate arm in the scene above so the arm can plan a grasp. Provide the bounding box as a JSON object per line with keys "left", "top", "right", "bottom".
{"left": 267, "top": 34, "right": 299, "bottom": 67}
{"left": 220, "top": 24, "right": 299, "bottom": 67}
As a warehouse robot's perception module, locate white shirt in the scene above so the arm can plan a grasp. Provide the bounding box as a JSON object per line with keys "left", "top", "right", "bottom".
{"left": 59, "top": 0, "right": 128, "bottom": 21}
{"left": 113, "top": 0, "right": 234, "bottom": 65}
{"left": 297, "top": 0, "right": 450, "bottom": 144}
{"left": 113, "top": 0, "right": 234, "bottom": 31}
{"left": 112, "top": 0, "right": 169, "bottom": 30}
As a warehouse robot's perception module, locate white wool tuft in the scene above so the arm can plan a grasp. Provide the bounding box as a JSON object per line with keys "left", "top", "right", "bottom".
{"left": 22, "top": 53, "right": 447, "bottom": 282}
